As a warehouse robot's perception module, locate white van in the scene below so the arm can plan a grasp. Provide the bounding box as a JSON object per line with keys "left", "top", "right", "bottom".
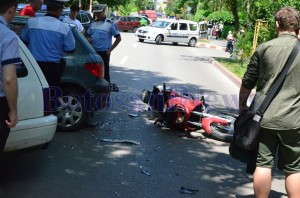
{"left": 135, "top": 18, "right": 199, "bottom": 47}
{"left": 4, "top": 39, "right": 57, "bottom": 152}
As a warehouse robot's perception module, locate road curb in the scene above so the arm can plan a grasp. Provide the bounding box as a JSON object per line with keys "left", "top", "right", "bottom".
{"left": 198, "top": 43, "right": 226, "bottom": 51}
{"left": 209, "top": 57, "right": 242, "bottom": 87}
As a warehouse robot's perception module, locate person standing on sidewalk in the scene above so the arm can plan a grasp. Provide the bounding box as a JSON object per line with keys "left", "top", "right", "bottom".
{"left": 86, "top": 5, "right": 121, "bottom": 85}
{"left": 0, "top": 0, "right": 20, "bottom": 153}
{"left": 225, "top": 31, "right": 234, "bottom": 52}
{"left": 238, "top": 6, "right": 300, "bottom": 198}
{"left": 206, "top": 19, "right": 213, "bottom": 40}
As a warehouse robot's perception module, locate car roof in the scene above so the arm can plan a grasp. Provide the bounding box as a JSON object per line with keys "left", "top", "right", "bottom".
{"left": 155, "top": 18, "right": 197, "bottom": 24}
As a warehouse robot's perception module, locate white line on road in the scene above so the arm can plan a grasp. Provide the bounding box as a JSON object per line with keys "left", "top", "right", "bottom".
{"left": 120, "top": 56, "right": 128, "bottom": 65}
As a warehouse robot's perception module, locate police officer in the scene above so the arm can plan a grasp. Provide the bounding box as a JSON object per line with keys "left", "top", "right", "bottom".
{"left": 21, "top": 0, "right": 75, "bottom": 88}
{"left": 0, "top": 0, "right": 20, "bottom": 153}
{"left": 86, "top": 5, "right": 121, "bottom": 84}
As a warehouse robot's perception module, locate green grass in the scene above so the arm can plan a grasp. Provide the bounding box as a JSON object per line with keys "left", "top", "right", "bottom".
{"left": 215, "top": 57, "right": 247, "bottom": 79}
{"left": 198, "top": 38, "right": 210, "bottom": 43}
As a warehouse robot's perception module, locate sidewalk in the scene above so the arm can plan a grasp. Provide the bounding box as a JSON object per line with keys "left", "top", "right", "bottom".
{"left": 197, "top": 38, "right": 227, "bottom": 51}
{"left": 197, "top": 37, "right": 242, "bottom": 87}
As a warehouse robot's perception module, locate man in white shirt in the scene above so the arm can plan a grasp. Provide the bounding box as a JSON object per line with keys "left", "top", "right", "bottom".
{"left": 63, "top": 4, "right": 84, "bottom": 34}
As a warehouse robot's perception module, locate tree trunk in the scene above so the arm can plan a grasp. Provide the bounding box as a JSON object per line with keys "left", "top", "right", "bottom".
{"left": 246, "top": 0, "right": 252, "bottom": 29}
{"left": 230, "top": 0, "right": 240, "bottom": 33}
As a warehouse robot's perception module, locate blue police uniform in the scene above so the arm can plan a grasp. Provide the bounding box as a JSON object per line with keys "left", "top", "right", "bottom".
{"left": 87, "top": 17, "right": 120, "bottom": 83}
{"left": 0, "top": 16, "right": 22, "bottom": 152}
{"left": 21, "top": 14, "right": 75, "bottom": 87}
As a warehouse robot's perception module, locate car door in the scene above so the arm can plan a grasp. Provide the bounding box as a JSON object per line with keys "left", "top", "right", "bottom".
{"left": 15, "top": 39, "right": 48, "bottom": 120}
{"left": 177, "top": 22, "right": 189, "bottom": 43}
{"left": 118, "top": 16, "right": 127, "bottom": 31}
{"left": 166, "top": 21, "right": 178, "bottom": 42}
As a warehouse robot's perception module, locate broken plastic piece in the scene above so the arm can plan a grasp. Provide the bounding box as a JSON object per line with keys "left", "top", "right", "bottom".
{"left": 128, "top": 113, "right": 139, "bottom": 117}
{"left": 141, "top": 169, "right": 150, "bottom": 176}
{"left": 100, "top": 138, "right": 140, "bottom": 145}
{"left": 179, "top": 187, "right": 199, "bottom": 194}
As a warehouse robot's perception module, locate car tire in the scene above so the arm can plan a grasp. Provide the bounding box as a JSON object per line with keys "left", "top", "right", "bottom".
{"left": 188, "top": 38, "right": 197, "bottom": 47}
{"left": 55, "top": 87, "right": 89, "bottom": 132}
{"left": 132, "top": 27, "right": 138, "bottom": 33}
{"left": 139, "top": 39, "right": 144, "bottom": 42}
{"left": 155, "top": 35, "right": 163, "bottom": 45}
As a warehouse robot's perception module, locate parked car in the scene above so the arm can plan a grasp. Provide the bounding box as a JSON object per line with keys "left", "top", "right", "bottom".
{"left": 34, "top": 10, "right": 93, "bottom": 31}
{"left": 17, "top": 4, "right": 47, "bottom": 11}
{"left": 10, "top": 16, "right": 110, "bottom": 132}
{"left": 110, "top": 15, "right": 120, "bottom": 22}
{"left": 136, "top": 19, "right": 199, "bottom": 47}
{"left": 4, "top": 38, "right": 57, "bottom": 152}
{"left": 115, "top": 16, "right": 141, "bottom": 32}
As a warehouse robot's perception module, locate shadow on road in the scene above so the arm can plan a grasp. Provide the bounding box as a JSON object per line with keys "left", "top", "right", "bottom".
{"left": 0, "top": 63, "right": 286, "bottom": 197}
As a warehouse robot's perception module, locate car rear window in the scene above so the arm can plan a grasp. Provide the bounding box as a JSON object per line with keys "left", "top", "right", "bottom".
{"left": 189, "top": 23, "right": 198, "bottom": 31}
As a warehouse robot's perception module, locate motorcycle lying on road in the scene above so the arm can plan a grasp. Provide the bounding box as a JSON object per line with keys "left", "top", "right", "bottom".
{"left": 141, "top": 83, "right": 236, "bottom": 142}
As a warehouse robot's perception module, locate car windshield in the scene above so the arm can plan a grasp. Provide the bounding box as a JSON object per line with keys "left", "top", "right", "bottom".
{"left": 150, "top": 20, "right": 170, "bottom": 28}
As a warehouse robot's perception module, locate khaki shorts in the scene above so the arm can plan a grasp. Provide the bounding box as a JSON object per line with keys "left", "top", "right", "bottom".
{"left": 256, "top": 127, "right": 300, "bottom": 173}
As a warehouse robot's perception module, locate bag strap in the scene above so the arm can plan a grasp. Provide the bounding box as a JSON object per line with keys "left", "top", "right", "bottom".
{"left": 254, "top": 40, "right": 300, "bottom": 122}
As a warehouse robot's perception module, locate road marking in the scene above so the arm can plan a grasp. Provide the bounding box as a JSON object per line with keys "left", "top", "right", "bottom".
{"left": 120, "top": 56, "right": 128, "bottom": 65}
{"left": 133, "top": 43, "right": 138, "bottom": 48}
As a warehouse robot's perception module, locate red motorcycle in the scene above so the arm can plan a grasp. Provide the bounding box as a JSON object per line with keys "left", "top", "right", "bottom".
{"left": 141, "top": 83, "right": 235, "bottom": 142}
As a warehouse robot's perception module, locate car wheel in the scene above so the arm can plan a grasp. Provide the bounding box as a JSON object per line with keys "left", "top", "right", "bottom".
{"left": 188, "top": 38, "right": 197, "bottom": 47}
{"left": 139, "top": 38, "right": 144, "bottom": 42}
{"left": 155, "top": 35, "right": 163, "bottom": 45}
{"left": 55, "top": 88, "right": 89, "bottom": 132}
{"left": 132, "top": 27, "right": 138, "bottom": 33}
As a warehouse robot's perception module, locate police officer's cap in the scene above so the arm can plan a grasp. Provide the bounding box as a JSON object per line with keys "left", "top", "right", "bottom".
{"left": 92, "top": 4, "right": 106, "bottom": 13}
{"left": 47, "top": 0, "right": 69, "bottom": 7}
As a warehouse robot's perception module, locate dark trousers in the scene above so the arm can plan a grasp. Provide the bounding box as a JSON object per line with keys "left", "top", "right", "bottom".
{"left": 97, "top": 51, "right": 111, "bottom": 83}
{"left": 0, "top": 97, "right": 10, "bottom": 154}
{"left": 37, "top": 61, "right": 64, "bottom": 87}
{"left": 37, "top": 61, "right": 64, "bottom": 112}
{"left": 226, "top": 40, "right": 233, "bottom": 52}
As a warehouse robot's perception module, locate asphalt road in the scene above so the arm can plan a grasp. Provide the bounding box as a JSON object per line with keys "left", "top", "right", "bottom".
{"left": 0, "top": 33, "right": 287, "bottom": 198}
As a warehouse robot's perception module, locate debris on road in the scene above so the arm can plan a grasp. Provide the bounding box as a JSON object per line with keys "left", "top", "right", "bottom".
{"left": 179, "top": 186, "right": 199, "bottom": 195}
{"left": 100, "top": 138, "right": 140, "bottom": 145}
{"left": 140, "top": 166, "right": 151, "bottom": 176}
{"left": 128, "top": 112, "right": 139, "bottom": 117}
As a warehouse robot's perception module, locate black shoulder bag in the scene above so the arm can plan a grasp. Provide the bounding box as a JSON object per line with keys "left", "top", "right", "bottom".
{"left": 233, "top": 40, "right": 300, "bottom": 151}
